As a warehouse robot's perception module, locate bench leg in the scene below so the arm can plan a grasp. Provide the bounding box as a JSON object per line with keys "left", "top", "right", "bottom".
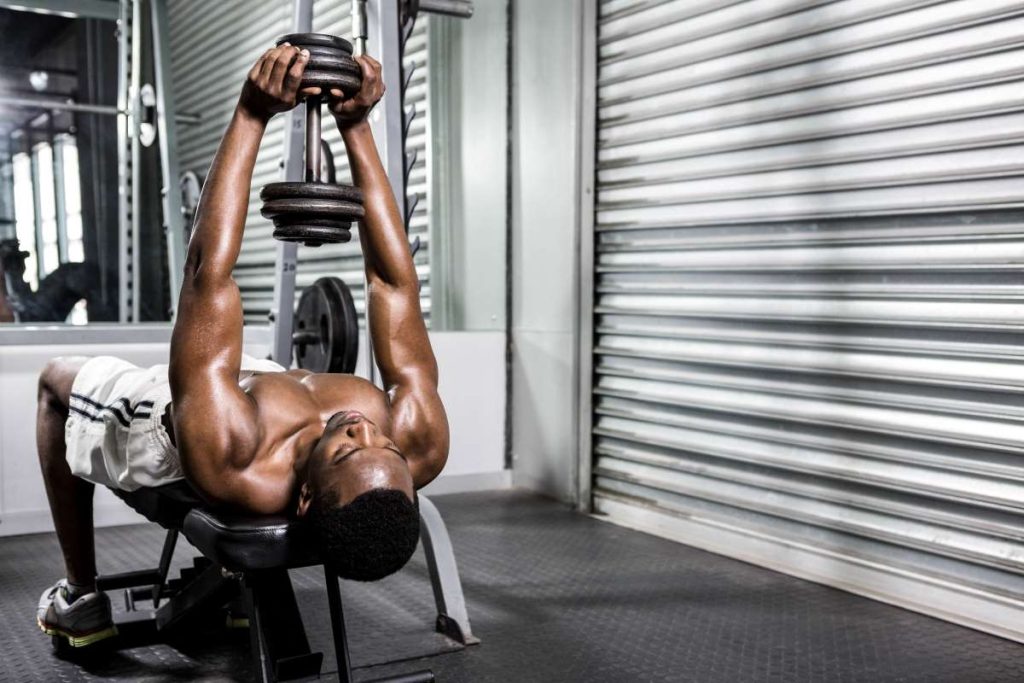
{"left": 324, "top": 574, "right": 435, "bottom": 683}
{"left": 324, "top": 572, "right": 354, "bottom": 683}
{"left": 418, "top": 495, "right": 478, "bottom": 645}
{"left": 244, "top": 569, "right": 323, "bottom": 683}
{"left": 151, "top": 528, "right": 179, "bottom": 608}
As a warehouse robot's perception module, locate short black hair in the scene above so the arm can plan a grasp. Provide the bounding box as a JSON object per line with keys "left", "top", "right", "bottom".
{"left": 307, "top": 488, "right": 420, "bottom": 582}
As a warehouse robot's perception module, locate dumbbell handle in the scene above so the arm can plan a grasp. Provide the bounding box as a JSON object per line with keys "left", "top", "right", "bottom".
{"left": 306, "top": 96, "right": 322, "bottom": 182}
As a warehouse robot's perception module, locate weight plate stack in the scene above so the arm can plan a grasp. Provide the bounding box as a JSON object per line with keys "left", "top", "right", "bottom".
{"left": 277, "top": 33, "right": 362, "bottom": 96}
{"left": 260, "top": 182, "right": 364, "bottom": 247}
{"left": 293, "top": 276, "right": 359, "bottom": 374}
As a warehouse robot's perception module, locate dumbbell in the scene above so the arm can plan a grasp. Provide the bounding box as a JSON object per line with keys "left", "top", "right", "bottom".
{"left": 260, "top": 33, "right": 365, "bottom": 247}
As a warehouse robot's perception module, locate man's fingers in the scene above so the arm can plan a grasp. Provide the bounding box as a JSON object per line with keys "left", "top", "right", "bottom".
{"left": 362, "top": 54, "right": 382, "bottom": 73}
{"left": 355, "top": 55, "right": 377, "bottom": 84}
{"left": 280, "top": 46, "right": 307, "bottom": 94}
{"left": 259, "top": 45, "right": 287, "bottom": 82}
{"left": 248, "top": 49, "right": 273, "bottom": 81}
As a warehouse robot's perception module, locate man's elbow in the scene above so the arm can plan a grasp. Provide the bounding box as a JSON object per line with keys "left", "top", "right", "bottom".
{"left": 183, "top": 249, "right": 233, "bottom": 288}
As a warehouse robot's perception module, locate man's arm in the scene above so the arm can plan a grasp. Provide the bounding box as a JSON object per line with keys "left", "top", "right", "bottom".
{"left": 333, "top": 57, "right": 450, "bottom": 487}
{"left": 170, "top": 45, "right": 311, "bottom": 505}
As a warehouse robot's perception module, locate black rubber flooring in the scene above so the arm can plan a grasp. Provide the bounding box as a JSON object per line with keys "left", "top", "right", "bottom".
{"left": 1, "top": 490, "right": 1022, "bottom": 682}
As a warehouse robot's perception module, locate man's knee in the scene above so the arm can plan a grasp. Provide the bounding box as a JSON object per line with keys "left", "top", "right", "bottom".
{"left": 38, "top": 356, "right": 90, "bottom": 408}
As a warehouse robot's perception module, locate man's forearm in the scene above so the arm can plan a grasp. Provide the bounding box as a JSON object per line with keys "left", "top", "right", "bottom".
{"left": 341, "top": 120, "right": 419, "bottom": 288}
{"left": 185, "top": 106, "right": 267, "bottom": 280}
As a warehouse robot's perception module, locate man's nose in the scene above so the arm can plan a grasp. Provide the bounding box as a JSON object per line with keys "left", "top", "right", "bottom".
{"left": 345, "top": 419, "right": 374, "bottom": 442}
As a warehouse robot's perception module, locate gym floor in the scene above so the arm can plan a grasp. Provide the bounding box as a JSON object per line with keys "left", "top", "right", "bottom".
{"left": 1, "top": 490, "right": 1022, "bottom": 682}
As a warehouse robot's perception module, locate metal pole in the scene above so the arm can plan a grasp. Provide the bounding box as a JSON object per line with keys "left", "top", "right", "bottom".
{"left": 0, "top": 160, "right": 14, "bottom": 240}
{"left": 51, "top": 133, "right": 68, "bottom": 263}
{"left": 115, "top": 0, "right": 132, "bottom": 322}
{"left": 0, "top": 97, "right": 119, "bottom": 117}
{"left": 363, "top": 0, "right": 406, "bottom": 388}
{"left": 269, "top": 0, "right": 314, "bottom": 366}
{"left": 0, "top": 95, "right": 200, "bottom": 123}
{"left": 129, "top": 0, "right": 143, "bottom": 322}
{"left": 149, "top": 0, "right": 186, "bottom": 319}
{"left": 366, "top": 0, "right": 406, "bottom": 221}
{"left": 418, "top": 0, "right": 474, "bottom": 18}
{"left": 352, "top": 0, "right": 367, "bottom": 59}
{"left": 574, "top": 0, "right": 598, "bottom": 513}
{"left": 351, "top": 0, "right": 377, "bottom": 383}
{"left": 29, "top": 144, "right": 45, "bottom": 283}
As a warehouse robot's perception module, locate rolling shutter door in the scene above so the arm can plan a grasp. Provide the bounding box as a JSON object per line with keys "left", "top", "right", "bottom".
{"left": 168, "top": 2, "right": 429, "bottom": 324}
{"left": 592, "top": 0, "right": 1024, "bottom": 639}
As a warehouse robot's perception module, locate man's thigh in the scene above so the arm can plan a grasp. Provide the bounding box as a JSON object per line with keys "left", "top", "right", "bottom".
{"left": 39, "top": 356, "right": 92, "bottom": 408}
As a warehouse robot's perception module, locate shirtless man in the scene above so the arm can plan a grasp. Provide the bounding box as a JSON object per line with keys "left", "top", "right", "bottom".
{"left": 35, "top": 45, "right": 448, "bottom": 647}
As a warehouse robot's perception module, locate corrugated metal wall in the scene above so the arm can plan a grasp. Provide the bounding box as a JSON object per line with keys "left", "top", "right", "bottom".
{"left": 592, "top": 0, "right": 1024, "bottom": 636}
{"left": 168, "top": 1, "right": 429, "bottom": 323}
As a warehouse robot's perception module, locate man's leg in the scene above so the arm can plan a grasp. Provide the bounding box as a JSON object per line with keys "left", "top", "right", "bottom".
{"left": 36, "top": 356, "right": 117, "bottom": 647}
{"left": 37, "top": 356, "right": 96, "bottom": 590}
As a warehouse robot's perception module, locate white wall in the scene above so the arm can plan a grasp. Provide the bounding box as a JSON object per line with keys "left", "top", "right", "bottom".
{"left": 509, "top": 0, "right": 586, "bottom": 503}
{"left": 0, "top": 327, "right": 506, "bottom": 537}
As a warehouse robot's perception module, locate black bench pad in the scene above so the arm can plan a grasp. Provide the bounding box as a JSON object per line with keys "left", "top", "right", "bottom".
{"left": 111, "top": 483, "right": 320, "bottom": 572}
{"left": 183, "top": 508, "right": 321, "bottom": 571}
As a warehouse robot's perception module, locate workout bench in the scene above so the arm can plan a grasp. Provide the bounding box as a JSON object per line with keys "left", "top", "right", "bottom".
{"left": 82, "top": 486, "right": 477, "bottom": 682}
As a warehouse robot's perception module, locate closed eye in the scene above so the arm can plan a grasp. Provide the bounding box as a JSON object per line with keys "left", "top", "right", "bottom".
{"left": 332, "top": 444, "right": 406, "bottom": 464}
{"left": 331, "top": 446, "right": 357, "bottom": 465}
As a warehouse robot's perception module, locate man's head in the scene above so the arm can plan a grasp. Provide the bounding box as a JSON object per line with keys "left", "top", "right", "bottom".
{"left": 297, "top": 410, "right": 419, "bottom": 581}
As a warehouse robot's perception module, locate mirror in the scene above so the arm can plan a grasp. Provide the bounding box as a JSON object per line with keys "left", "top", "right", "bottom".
{"left": 0, "top": 5, "right": 173, "bottom": 325}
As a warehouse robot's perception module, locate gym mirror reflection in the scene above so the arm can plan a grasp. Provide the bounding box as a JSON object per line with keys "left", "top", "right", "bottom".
{"left": 0, "top": 6, "right": 174, "bottom": 325}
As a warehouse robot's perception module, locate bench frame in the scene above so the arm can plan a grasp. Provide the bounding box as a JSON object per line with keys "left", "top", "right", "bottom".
{"left": 93, "top": 495, "right": 476, "bottom": 683}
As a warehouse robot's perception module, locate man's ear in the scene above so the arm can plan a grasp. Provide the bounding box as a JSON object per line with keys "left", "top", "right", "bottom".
{"left": 296, "top": 482, "right": 313, "bottom": 517}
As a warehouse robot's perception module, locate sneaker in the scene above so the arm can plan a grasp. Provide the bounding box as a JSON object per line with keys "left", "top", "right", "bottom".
{"left": 37, "top": 579, "right": 117, "bottom": 647}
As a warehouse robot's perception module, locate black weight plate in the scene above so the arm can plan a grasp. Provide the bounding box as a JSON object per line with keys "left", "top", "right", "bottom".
{"left": 260, "top": 181, "right": 363, "bottom": 203}
{"left": 273, "top": 224, "right": 352, "bottom": 246}
{"left": 326, "top": 276, "right": 360, "bottom": 374}
{"left": 273, "top": 216, "right": 353, "bottom": 228}
{"left": 293, "top": 276, "right": 359, "bottom": 374}
{"left": 261, "top": 198, "right": 365, "bottom": 221}
{"left": 301, "top": 70, "right": 362, "bottom": 96}
{"left": 277, "top": 33, "right": 353, "bottom": 54}
{"left": 305, "top": 51, "right": 361, "bottom": 74}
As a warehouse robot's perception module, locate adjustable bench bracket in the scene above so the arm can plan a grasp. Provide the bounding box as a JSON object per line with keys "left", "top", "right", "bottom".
{"left": 419, "top": 495, "right": 479, "bottom": 645}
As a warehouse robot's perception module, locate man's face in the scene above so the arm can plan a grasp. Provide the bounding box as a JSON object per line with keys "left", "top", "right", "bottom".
{"left": 297, "top": 410, "right": 414, "bottom": 515}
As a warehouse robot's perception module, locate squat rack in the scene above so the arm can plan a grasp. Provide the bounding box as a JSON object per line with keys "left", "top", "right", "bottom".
{"left": 269, "top": 0, "right": 472, "bottom": 379}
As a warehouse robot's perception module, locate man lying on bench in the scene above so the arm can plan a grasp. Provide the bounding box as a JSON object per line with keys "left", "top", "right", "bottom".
{"left": 35, "top": 45, "right": 448, "bottom": 648}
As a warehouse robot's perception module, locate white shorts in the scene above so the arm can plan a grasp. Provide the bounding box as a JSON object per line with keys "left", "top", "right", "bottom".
{"left": 65, "top": 354, "right": 285, "bottom": 491}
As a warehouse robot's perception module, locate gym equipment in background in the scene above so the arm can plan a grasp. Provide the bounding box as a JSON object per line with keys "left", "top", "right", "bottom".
{"left": 293, "top": 276, "right": 359, "bottom": 374}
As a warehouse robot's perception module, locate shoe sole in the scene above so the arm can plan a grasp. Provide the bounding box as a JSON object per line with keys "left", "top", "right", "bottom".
{"left": 38, "top": 618, "right": 118, "bottom": 647}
